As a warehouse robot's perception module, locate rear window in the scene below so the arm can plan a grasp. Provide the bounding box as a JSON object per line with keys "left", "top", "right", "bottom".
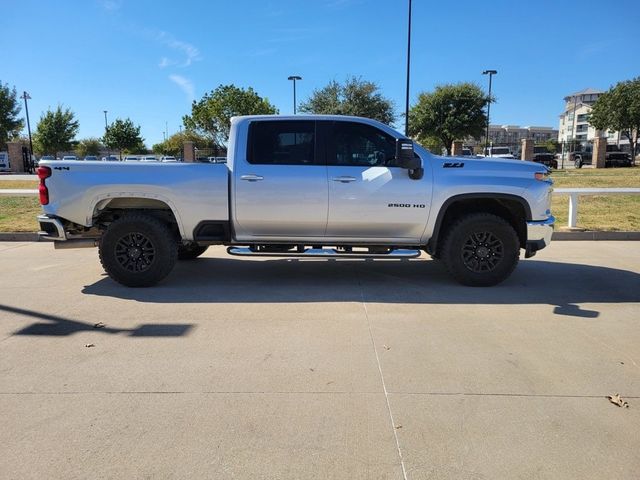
{"left": 248, "top": 121, "right": 316, "bottom": 165}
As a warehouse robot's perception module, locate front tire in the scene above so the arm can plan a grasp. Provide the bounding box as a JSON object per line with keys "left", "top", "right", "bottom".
{"left": 99, "top": 214, "right": 177, "bottom": 287}
{"left": 441, "top": 213, "right": 520, "bottom": 287}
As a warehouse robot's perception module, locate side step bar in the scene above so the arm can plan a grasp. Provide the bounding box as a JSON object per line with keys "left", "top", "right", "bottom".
{"left": 227, "top": 247, "right": 421, "bottom": 259}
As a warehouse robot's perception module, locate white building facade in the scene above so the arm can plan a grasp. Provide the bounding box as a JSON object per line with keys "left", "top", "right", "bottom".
{"left": 558, "top": 88, "right": 626, "bottom": 146}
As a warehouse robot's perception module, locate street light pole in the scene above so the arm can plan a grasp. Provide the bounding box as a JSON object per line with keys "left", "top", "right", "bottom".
{"left": 21, "top": 92, "right": 34, "bottom": 164}
{"left": 287, "top": 76, "right": 302, "bottom": 114}
{"left": 482, "top": 70, "right": 497, "bottom": 153}
{"left": 404, "top": 0, "right": 412, "bottom": 136}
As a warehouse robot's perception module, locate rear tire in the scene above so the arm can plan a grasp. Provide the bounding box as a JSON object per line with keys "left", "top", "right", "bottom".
{"left": 99, "top": 214, "right": 177, "bottom": 287}
{"left": 177, "top": 244, "right": 209, "bottom": 260}
{"left": 441, "top": 213, "right": 520, "bottom": 287}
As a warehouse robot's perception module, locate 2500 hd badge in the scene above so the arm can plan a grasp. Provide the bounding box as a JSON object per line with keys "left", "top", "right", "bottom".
{"left": 388, "top": 203, "right": 426, "bottom": 208}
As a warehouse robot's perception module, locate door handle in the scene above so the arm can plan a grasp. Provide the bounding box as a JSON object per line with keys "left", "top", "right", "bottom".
{"left": 240, "top": 174, "right": 264, "bottom": 182}
{"left": 332, "top": 176, "right": 357, "bottom": 183}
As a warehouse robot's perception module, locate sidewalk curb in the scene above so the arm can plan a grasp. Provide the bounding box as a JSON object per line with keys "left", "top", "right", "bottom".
{"left": 1, "top": 232, "right": 640, "bottom": 242}
{"left": 552, "top": 231, "right": 640, "bottom": 240}
{"left": 0, "top": 233, "right": 41, "bottom": 242}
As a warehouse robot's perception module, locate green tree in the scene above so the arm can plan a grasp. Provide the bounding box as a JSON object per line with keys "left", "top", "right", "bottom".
{"left": 152, "top": 130, "right": 216, "bottom": 156}
{"left": 543, "top": 139, "right": 559, "bottom": 154}
{"left": 589, "top": 77, "right": 640, "bottom": 163}
{"left": 76, "top": 137, "right": 103, "bottom": 157}
{"left": 409, "top": 83, "right": 488, "bottom": 155}
{"left": 103, "top": 118, "right": 145, "bottom": 159}
{"left": 183, "top": 85, "right": 278, "bottom": 145}
{"left": 299, "top": 76, "right": 396, "bottom": 125}
{"left": 0, "top": 81, "right": 25, "bottom": 148}
{"left": 33, "top": 106, "right": 79, "bottom": 156}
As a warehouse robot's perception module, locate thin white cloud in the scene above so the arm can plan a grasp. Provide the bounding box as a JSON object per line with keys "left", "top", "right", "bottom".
{"left": 169, "top": 74, "right": 194, "bottom": 102}
{"left": 158, "top": 57, "right": 173, "bottom": 68}
{"left": 157, "top": 31, "right": 201, "bottom": 66}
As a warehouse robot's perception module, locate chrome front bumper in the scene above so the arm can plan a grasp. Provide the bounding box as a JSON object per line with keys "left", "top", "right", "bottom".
{"left": 525, "top": 216, "right": 555, "bottom": 256}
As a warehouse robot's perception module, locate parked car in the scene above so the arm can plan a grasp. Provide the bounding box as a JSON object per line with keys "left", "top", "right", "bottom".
{"left": 83, "top": 156, "right": 98, "bottom": 161}
{"left": 531, "top": 153, "right": 558, "bottom": 169}
{"left": 0, "top": 152, "right": 9, "bottom": 171}
{"left": 571, "top": 144, "right": 632, "bottom": 168}
{"left": 207, "top": 156, "right": 227, "bottom": 163}
{"left": 123, "top": 156, "right": 139, "bottom": 162}
{"left": 140, "top": 155, "right": 158, "bottom": 162}
{"left": 61, "top": 155, "right": 78, "bottom": 161}
{"left": 482, "top": 147, "right": 515, "bottom": 159}
{"left": 160, "top": 156, "right": 177, "bottom": 162}
{"left": 37, "top": 114, "right": 554, "bottom": 288}
{"left": 101, "top": 155, "right": 119, "bottom": 162}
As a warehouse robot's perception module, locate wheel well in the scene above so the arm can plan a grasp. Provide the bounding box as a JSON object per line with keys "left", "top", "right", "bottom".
{"left": 93, "top": 198, "right": 180, "bottom": 238}
{"left": 429, "top": 197, "right": 527, "bottom": 257}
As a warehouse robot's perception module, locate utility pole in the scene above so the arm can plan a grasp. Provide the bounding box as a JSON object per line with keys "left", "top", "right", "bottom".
{"left": 482, "top": 70, "right": 497, "bottom": 153}
{"left": 404, "top": 0, "right": 412, "bottom": 136}
{"left": 21, "top": 92, "right": 34, "bottom": 164}
{"left": 287, "top": 76, "right": 302, "bottom": 114}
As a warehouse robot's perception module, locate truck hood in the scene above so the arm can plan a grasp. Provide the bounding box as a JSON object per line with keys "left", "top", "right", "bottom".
{"left": 430, "top": 153, "right": 548, "bottom": 176}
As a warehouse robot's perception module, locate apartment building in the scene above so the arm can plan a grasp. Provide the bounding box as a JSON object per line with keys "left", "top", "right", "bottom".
{"left": 558, "top": 88, "right": 627, "bottom": 146}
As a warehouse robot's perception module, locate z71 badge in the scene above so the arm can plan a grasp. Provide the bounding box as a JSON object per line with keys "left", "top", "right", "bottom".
{"left": 443, "top": 162, "right": 464, "bottom": 168}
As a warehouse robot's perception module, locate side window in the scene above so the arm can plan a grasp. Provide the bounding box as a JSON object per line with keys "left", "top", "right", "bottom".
{"left": 330, "top": 122, "right": 397, "bottom": 167}
{"left": 248, "top": 121, "right": 316, "bottom": 165}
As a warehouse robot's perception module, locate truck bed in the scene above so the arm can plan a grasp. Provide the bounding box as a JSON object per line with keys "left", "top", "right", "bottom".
{"left": 39, "top": 161, "right": 229, "bottom": 240}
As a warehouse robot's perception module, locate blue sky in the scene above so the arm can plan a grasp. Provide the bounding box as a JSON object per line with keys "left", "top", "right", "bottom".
{"left": 2, "top": 0, "right": 638, "bottom": 147}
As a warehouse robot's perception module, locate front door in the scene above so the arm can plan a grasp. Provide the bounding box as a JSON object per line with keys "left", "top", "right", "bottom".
{"left": 233, "top": 120, "right": 328, "bottom": 239}
{"left": 325, "top": 121, "right": 430, "bottom": 241}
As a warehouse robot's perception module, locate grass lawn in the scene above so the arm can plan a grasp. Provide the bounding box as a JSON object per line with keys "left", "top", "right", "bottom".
{"left": 551, "top": 168, "right": 640, "bottom": 231}
{"left": 0, "top": 168, "right": 639, "bottom": 233}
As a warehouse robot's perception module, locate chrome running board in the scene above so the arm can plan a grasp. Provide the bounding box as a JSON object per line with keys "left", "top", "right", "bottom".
{"left": 226, "top": 247, "right": 421, "bottom": 259}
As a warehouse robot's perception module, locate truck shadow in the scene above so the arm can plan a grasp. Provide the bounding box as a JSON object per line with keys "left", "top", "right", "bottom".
{"left": 82, "top": 257, "right": 640, "bottom": 318}
{"left": 2, "top": 304, "right": 193, "bottom": 337}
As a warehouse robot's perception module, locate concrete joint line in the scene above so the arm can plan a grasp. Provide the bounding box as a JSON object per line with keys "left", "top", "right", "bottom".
{"left": 358, "top": 270, "right": 409, "bottom": 480}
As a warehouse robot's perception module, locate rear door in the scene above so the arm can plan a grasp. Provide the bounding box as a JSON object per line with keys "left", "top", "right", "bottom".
{"left": 324, "top": 121, "right": 430, "bottom": 241}
{"left": 233, "top": 120, "right": 328, "bottom": 239}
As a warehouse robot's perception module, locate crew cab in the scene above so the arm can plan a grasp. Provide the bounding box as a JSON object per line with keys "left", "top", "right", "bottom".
{"left": 37, "top": 115, "right": 554, "bottom": 287}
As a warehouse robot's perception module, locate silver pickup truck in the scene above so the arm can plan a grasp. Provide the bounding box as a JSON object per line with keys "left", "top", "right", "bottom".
{"left": 37, "top": 115, "right": 554, "bottom": 287}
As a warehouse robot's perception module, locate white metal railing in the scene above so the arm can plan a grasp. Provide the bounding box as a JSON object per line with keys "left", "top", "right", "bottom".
{"left": 3, "top": 188, "right": 640, "bottom": 230}
{"left": 553, "top": 188, "right": 640, "bottom": 228}
{"left": 0, "top": 189, "right": 38, "bottom": 197}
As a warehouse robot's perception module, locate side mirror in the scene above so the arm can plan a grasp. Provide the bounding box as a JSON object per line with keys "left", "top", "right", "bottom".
{"left": 396, "top": 139, "right": 420, "bottom": 169}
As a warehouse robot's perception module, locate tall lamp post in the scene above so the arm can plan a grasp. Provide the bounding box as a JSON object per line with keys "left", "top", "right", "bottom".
{"left": 21, "top": 92, "right": 34, "bottom": 167}
{"left": 287, "top": 75, "right": 302, "bottom": 114}
{"left": 103, "top": 111, "right": 109, "bottom": 159}
{"left": 404, "top": 0, "right": 412, "bottom": 136}
{"left": 482, "top": 70, "right": 497, "bottom": 153}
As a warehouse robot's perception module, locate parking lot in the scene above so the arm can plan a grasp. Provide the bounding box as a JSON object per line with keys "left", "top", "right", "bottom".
{"left": 1, "top": 241, "right": 639, "bottom": 479}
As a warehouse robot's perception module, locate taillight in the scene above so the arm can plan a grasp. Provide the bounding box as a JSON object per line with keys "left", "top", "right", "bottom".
{"left": 37, "top": 166, "right": 51, "bottom": 205}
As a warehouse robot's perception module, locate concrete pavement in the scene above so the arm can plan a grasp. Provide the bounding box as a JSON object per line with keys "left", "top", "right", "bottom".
{"left": 1, "top": 241, "right": 639, "bottom": 479}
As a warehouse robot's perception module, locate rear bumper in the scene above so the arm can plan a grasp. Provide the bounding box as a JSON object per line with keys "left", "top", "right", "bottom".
{"left": 525, "top": 216, "right": 555, "bottom": 256}
{"left": 38, "top": 215, "right": 66, "bottom": 241}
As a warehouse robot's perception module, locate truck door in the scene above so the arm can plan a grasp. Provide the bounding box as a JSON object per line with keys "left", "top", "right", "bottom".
{"left": 325, "top": 121, "right": 430, "bottom": 241}
{"left": 233, "top": 120, "right": 328, "bottom": 239}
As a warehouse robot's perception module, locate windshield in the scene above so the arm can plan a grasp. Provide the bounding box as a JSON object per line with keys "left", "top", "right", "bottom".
{"left": 488, "top": 147, "right": 510, "bottom": 155}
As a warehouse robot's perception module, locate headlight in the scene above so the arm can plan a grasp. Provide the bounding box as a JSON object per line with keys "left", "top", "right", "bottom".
{"left": 534, "top": 171, "right": 550, "bottom": 181}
